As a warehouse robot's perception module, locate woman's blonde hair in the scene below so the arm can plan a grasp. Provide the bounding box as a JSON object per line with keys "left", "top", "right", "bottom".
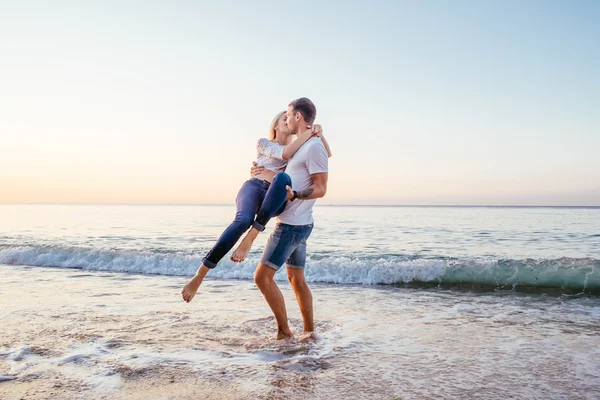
{"left": 268, "top": 111, "right": 286, "bottom": 140}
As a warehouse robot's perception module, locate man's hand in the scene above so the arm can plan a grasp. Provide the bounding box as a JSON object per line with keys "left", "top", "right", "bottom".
{"left": 250, "top": 162, "right": 265, "bottom": 177}
{"left": 285, "top": 185, "right": 295, "bottom": 201}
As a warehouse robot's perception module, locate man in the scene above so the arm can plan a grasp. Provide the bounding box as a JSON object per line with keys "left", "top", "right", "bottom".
{"left": 251, "top": 97, "right": 329, "bottom": 341}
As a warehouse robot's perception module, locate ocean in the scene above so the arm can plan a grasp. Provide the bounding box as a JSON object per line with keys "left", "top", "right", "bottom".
{"left": 1, "top": 205, "right": 599, "bottom": 291}
{"left": 1, "top": 205, "right": 599, "bottom": 399}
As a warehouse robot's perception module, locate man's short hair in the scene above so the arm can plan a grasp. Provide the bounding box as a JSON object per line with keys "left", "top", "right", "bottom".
{"left": 289, "top": 97, "right": 316, "bottom": 125}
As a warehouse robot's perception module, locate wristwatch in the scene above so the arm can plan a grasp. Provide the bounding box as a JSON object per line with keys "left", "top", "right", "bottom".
{"left": 291, "top": 190, "right": 298, "bottom": 201}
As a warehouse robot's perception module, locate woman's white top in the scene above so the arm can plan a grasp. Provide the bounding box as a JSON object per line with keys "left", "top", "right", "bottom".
{"left": 256, "top": 138, "right": 287, "bottom": 173}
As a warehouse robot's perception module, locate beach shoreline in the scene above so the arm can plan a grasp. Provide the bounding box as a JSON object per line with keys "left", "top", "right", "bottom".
{"left": 2, "top": 264, "right": 599, "bottom": 399}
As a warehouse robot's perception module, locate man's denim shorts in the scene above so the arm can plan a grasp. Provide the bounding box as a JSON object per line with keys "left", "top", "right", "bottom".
{"left": 260, "top": 223, "right": 314, "bottom": 271}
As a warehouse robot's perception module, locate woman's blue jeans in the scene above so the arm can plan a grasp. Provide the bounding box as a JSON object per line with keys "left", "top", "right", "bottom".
{"left": 202, "top": 172, "right": 292, "bottom": 268}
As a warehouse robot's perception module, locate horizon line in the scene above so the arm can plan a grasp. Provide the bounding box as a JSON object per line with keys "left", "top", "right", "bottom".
{"left": 1, "top": 203, "right": 599, "bottom": 208}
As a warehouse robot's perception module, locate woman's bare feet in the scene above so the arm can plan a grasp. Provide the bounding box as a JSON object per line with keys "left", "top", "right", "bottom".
{"left": 181, "top": 265, "right": 210, "bottom": 303}
{"left": 181, "top": 275, "right": 202, "bottom": 303}
{"left": 230, "top": 235, "right": 254, "bottom": 262}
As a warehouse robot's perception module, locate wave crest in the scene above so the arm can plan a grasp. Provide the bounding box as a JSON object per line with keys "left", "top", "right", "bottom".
{"left": 1, "top": 246, "right": 598, "bottom": 292}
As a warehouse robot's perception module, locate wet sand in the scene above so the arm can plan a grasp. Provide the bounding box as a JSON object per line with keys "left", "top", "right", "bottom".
{"left": 1, "top": 264, "right": 599, "bottom": 399}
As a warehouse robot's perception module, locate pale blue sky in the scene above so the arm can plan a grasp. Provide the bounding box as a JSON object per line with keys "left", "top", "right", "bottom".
{"left": 1, "top": 1, "right": 599, "bottom": 205}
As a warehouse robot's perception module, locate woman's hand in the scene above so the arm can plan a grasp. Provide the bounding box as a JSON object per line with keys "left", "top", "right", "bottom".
{"left": 309, "top": 124, "right": 322, "bottom": 137}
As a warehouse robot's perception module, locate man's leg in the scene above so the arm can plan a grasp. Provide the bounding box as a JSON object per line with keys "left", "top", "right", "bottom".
{"left": 284, "top": 225, "right": 314, "bottom": 337}
{"left": 286, "top": 267, "right": 314, "bottom": 333}
{"left": 254, "top": 263, "right": 293, "bottom": 340}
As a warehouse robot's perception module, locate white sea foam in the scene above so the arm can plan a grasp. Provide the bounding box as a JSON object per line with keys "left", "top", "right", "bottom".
{"left": 1, "top": 245, "right": 599, "bottom": 291}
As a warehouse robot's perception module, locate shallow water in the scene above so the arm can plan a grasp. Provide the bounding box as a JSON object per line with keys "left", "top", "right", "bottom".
{"left": 1, "top": 265, "right": 599, "bottom": 399}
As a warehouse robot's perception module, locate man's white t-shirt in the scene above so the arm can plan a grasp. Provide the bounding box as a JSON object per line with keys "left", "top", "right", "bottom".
{"left": 277, "top": 137, "right": 329, "bottom": 226}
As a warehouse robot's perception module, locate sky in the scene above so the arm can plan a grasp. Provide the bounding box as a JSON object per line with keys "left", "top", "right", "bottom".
{"left": 1, "top": 0, "right": 599, "bottom": 206}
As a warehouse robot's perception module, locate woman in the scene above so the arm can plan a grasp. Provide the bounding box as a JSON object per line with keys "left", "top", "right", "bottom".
{"left": 182, "top": 111, "right": 331, "bottom": 303}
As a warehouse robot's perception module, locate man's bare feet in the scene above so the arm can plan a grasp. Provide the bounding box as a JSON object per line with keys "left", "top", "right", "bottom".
{"left": 276, "top": 327, "right": 295, "bottom": 342}
{"left": 298, "top": 331, "right": 318, "bottom": 343}
{"left": 181, "top": 274, "right": 203, "bottom": 303}
{"left": 231, "top": 235, "right": 254, "bottom": 262}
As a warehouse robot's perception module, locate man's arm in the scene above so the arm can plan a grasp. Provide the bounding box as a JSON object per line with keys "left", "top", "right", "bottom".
{"left": 291, "top": 141, "right": 329, "bottom": 200}
{"left": 285, "top": 172, "right": 328, "bottom": 201}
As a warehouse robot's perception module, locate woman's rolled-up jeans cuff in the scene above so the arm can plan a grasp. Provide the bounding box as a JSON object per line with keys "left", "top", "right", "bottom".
{"left": 252, "top": 221, "right": 266, "bottom": 232}
{"left": 202, "top": 257, "right": 218, "bottom": 269}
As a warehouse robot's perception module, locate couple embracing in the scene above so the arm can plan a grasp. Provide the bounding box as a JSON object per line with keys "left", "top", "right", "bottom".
{"left": 182, "top": 97, "right": 331, "bottom": 341}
